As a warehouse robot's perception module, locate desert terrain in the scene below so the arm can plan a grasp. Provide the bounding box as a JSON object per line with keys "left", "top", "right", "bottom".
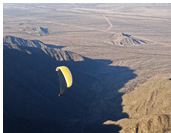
{"left": 3, "top": 3, "right": 171, "bottom": 133}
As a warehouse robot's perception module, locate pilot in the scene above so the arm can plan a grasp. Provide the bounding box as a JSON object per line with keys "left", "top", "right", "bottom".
{"left": 58, "top": 93, "right": 63, "bottom": 96}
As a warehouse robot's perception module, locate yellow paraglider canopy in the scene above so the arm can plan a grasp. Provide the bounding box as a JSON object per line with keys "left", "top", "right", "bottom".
{"left": 56, "top": 66, "right": 73, "bottom": 88}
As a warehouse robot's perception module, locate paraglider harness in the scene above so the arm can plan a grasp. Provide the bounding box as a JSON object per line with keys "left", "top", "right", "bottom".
{"left": 58, "top": 93, "right": 63, "bottom": 96}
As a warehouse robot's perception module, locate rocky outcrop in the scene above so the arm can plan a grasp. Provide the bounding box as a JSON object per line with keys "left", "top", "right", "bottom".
{"left": 104, "top": 74, "right": 171, "bottom": 132}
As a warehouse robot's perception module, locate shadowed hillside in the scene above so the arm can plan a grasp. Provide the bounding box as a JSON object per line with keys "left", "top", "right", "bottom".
{"left": 3, "top": 36, "right": 136, "bottom": 133}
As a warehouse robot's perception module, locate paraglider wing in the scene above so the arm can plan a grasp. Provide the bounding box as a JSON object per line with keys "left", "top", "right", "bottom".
{"left": 56, "top": 66, "right": 73, "bottom": 95}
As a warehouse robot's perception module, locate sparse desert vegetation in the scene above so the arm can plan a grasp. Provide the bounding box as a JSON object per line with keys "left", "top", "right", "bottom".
{"left": 3, "top": 3, "right": 171, "bottom": 133}
{"left": 104, "top": 74, "right": 171, "bottom": 132}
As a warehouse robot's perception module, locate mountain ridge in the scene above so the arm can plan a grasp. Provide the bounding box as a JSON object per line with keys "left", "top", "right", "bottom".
{"left": 3, "top": 35, "right": 45, "bottom": 48}
{"left": 3, "top": 35, "right": 85, "bottom": 62}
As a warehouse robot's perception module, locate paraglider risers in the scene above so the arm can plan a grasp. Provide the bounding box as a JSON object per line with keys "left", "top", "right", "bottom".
{"left": 56, "top": 66, "right": 73, "bottom": 96}
{"left": 58, "top": 94, "right": 63, "bottom": 96}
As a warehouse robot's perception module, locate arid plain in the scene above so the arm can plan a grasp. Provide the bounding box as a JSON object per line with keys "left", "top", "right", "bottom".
{"left": 3, "top": 3, "right": 171, "bottom": 133}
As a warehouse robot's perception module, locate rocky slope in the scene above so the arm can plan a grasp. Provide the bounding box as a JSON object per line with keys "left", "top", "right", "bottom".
{"left": 104, "top": 74, "right": 171, "bottom": 132}
{"left": 3, "top": 35, "right": 45, "bottom": 48}
{"left": 3, "top": 35, "right": 84, "bottom": 62}
{"left": 106, "top": 33, "right": 151, "bottom": 46}
{"left": 19, "top": 25, "right": 49, "bottom": 36}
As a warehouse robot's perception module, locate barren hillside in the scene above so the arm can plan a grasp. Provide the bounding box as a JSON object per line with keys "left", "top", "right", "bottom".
{"left": 105, "top": 32, "right": 150, "bottom": 46}
{"left": 104, "top": 74, "right": 171, "bottom": 133}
